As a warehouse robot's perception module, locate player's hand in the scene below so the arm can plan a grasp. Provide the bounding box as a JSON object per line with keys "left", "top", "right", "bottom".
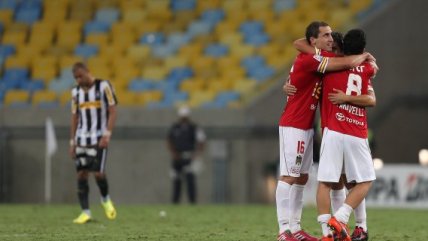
{"left": 69, "top": 145, "right": 76, "bottom": 159}
{"left": 365, "top": 52, "right": 376, "bottom": 62}
{"left": 283, "top": 82, "right": 297, "bottom": 96}
{"left": 328, "top": 88, "right": 348, "bottom": 104}
{"left": 99, "top": 136, "right": 110, "bottom": 148}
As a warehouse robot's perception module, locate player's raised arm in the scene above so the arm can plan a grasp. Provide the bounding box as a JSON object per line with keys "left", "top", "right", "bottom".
{"left": 293, "top": 38, "right": 316, "bottom": 54}
{"left": 326, "top": 52, "right": 373, "bottom": 72}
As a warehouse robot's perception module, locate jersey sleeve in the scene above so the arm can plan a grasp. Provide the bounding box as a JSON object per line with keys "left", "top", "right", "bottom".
{"left": 301, "top": 54, "right": 330, "bottom": 74}
{"left": 102, "top": 81, "right": 118, "bottom": 106}
{"left": 71, "top": 88, "right": 78, "bottom": 114}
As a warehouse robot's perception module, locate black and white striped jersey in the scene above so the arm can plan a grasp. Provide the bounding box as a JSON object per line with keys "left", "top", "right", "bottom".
{"left": 71, "top": 79, "right": 117, "bottom": 146}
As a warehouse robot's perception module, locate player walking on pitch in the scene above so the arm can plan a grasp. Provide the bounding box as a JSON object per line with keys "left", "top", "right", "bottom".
{"left": 69, "top": 62, "right": 118, "bottom": 224}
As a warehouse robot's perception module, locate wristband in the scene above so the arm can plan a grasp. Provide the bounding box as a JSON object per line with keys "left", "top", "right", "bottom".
{"left": 103, "top": 130, "right": 112, "bottom": 137}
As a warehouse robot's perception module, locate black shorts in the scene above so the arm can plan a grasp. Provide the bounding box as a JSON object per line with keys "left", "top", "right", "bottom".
{"left": 75, "top": 146, "right": 108, "bottom": 173}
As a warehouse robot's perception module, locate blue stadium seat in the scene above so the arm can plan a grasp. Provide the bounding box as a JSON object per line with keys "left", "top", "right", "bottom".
{"left": 273, "top": 0, "right": 296, "bottom": 12}
{"left": 139, "top": 32, "right": 165, "bottom": 46}
{"left": 74, "top": 44, "right": 99, "bottom": 59}
{"left": 201, "top": 9, "right": 225, "bottom": 25}
{"left": 204, "top": 43, "right": 229, "bottom": 57}
{"left": 3, "top": 68, "right": 29, "bottom": 81}
{"left": 241, "top": 55, "right": 266, "bottom": 70}
{"left": 167, "top": 32, "right": 192, "bottom": 49}
{"left": 244, "top": 33, "right": 270, "bottom": 47}
{"left": 187, "top": 21, "right": 213, "bottom": 37}
{"left": 23, "top": 79, "right": 44, "bottom": 92}
{"left": 49, "top": 78, "right": 74, "bottom": 93}
{"left": 128, "top": 79, "right": 156, "bottom": 92}
{"left": 247, "top": 66, "right": 275, "bottom": 82}
{"left": 203, "top": 91, "right": 240, "bottom": 108}
{"left": 15, "top": 8, "right": 41, "bottom": 24}
{"left": 0, "top": 44, "right": 16, "bottom": 59}
{"left": 168, "top": 67, "right": 193, "bottom": 83}
{"left": 239, "top": 21, "right": 264, "bottom": 35}
{"left": 19, "top": 0, "right": 42, "bottom": 9}
{"left": 152, "top": 44, "right": 177, "bottom": 58}
{"left": 171, "top": 0, "right": 196, "bottom": 11}
{"left": 95, "top": 8, "right": 120, "bottom": 24}
{"left": 0, "top": 0, "right": 18, "bottom": 10}
{"left": 84, "top": 21, "right": 111, "bottom": 35}
{"left": 37, "top": 102, "right": 59, "bottom": 108}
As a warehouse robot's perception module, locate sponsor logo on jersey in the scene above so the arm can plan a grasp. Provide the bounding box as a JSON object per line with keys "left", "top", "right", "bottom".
{"left": 338, "top": 104, "right": 365, "bottom": 117}
{"left": 336, "top": 113, "right": 345, "bottom": 121}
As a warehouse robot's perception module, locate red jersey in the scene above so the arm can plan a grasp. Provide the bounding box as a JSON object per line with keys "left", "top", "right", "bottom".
{"left": 279, "top": 50, "right": 333, "bottom": 130}
{"left": 321, "top": 62, "right": 374, "bottom": 138}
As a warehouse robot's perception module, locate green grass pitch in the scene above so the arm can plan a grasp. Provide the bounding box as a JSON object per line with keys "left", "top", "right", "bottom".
{"left": 0, "top": 204, "right": 426, "bottom": 240}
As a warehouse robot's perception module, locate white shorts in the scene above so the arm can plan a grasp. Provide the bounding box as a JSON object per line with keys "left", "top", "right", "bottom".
{"left": 279, "top": 127, "right": 314, "bottom": 177}
{"left": 318, "top": 128, "right": 376, "bottom": 183}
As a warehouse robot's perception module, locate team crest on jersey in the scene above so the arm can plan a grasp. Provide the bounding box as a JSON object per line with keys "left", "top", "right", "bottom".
{"left": 313, "top": 55, "right": 323, "bottom": 62}
{"left": 295, "top": 155, "right": 302, "bottom": 166}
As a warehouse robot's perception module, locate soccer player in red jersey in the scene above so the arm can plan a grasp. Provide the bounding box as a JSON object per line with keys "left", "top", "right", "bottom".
{"left": 276, "top": 22, "right": 374, "bottom": 241}
{"left": 317, "top": 29, "right": 376, "bottom": 241}
{"left": 286, "top": 31, "right": 375, "bottom": 241}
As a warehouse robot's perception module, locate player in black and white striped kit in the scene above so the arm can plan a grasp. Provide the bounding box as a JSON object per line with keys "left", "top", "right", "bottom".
{"left": 69, "top": 62, "right": 117, "bottom": 224}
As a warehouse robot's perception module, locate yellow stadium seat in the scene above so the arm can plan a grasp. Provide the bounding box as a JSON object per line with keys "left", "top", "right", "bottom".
{"left": 119, "top": 0, "right": 145, "bottom": 11}
{"left": 349, "top": 0, "right": 373, "bottom": 13}
{"left": 32, "top": 55, "right": 59, "bottom": 82}
{"left": 208, "top": 78, "right": 233, "bottom": 92}
{"left": 194, "top": 67, "right": 217, "bottom": 80}
{"left": 178, "top": 43, "right": 203, "bottom": 59}
{"left": 134, "top": 22, "right": 161, "bottom": 35}
{"left": 146, "top": 8, "right": 172, "bottom": 22}
{"left": 29, "top": 32, "right": 54, "bottom": 50}
{"left": 247, "top": 0, "right": 272, "bottom": 11}
{"left": 180, "top": 79, "right": 206, "bottom": 92}
{"left": 122, "top": 9, "right": 146, "bottom": 23}
{"left": 219, "top": 32, "right": 243, "bottom": 46}
{"left": 59, "top": 91, "right": 72, "bottom": 106}
{"left": 4, "top": 22, "right": 28, "bottom": 32}
{"left": 126, "top": 45, "right": 151, "bottom": 63}
{"left": 91, "top": 66, "right": 114, "bottom": 80}
{"left": 43, "top": 8, "right": 67, "bottom": 22}
{"left": 85, "top": 33, "right": 109, "bottom": 46}
{"left": 4, "top": 90, "right": 30, "bottom": 106}
{"left": 192, "top": 34, "right": 215, "bottom": 46}
{"left": 2, "top": 31, "right": 27, "bottom": 45}
{"left": 219, "top": 66, "right": 246, "bottom": 80}
{"left": 215, "top": 21, "right": 239, "bottom": 35}
{"left": 59, "top": 55, "right": 84, "bottom": 69}
{"left": 141, "top": 66, "right": 168, "bottom": 80}
{"left": 32, "top": 90, "right": 58, "bottom": 106}
{"left": 224, "top": 11, "right": 248, "bottom": 24}
{"left": 16, "top": 45, "right": 44, "bottom": 59}
{"left": 99, "top": 44, "right": 126, "bottom": 59}
{"left": 190, "top": 56, "right": 215, "bottom": 69}
{"left": 114, "top": 66, "right": 140, "bottom": 84}
{"left": 136, "top": 90, "right": 163, "bottom": 104}
{"left": 196, "top": 0, "right": 220, "bottom": 12}
{"left": 115, "top": 90, "right": 137, "bottom": 106}
{"left": 266, "top": 54, "right": 289, "bottom": 70}
{"left": 249, "top": 9, "right": 275, "bottom": 22}
{"left": 95, "top": 0, "right": 119, "bottom": 8}
{"left": 216, "top": 56, "right": 240, "bottom": 69}
{"left": 111, "top": 31, "right": 137, "bottom": 48}
{"left": 164, "top": 56, "right": 188, "bottom": 70}
{"left": 5, "top": 55, "right": 30, "bottom": 68}
{"left": 222, "top": 0, "right": 245, "bottom": 12}
{"left": 0, "top": 9, "right": 14, "bottom": 26}
{"left": 233, "top": 79, "right": 257, "bottom": 95}
{"left": 229, "top": 44, "right": 255, "bottom": 58}
{"left": 87, "top": 56, "right": 110, "bottom": 69}
{"left": 187, "top": 90, "right": 215, "bottom": 108}
{"left": 329, "top": 9, "right": 354, "bottom": 30}
{"left": 146, "top": 0, "right": 169, "bottom": 11}
{"left": 175, "top": 11, "right": 198, "bottom": 26}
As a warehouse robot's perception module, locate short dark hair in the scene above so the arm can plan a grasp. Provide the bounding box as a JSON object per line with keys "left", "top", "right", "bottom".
{"left": 305, "top": 21, "right": 329, "bottom": 43}
{"left": 331, "top": 31, "right": 344, "bottom": 53}
{"left": 72, "top": 62, "right": 89, "bottom": 72}
{"left": 343, "top": 29, "right": 366, "bottom": 55}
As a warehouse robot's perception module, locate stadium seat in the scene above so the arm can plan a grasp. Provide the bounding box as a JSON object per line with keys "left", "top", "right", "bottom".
{"left": 4, "top": 90, "right": 30, "bottom": 107}
{"left": 85, "top": 33, "right": 109, "bottom": 46}
{"left": 0, "top": 44, "right": 15, "bottom": 58}
{"left": 23, "top": 80, "right": 45, "bottom": 92}
{"left": 0, "top": 9, "right": 13, "bottom": 26}
{"left": 32, "top": 90, "right": 58, "bottom": 107}
{"left": 95, "top": 7, "right": 120, "bottom": 24}
{"left": 84, "top": 21, "right": 111, "bottom": 35}
{"left": 204, "top": 44, "right": 229, "bottom": 58}
{"left": 171, "top": 0, "right": 196, "bottom": 11}
{"left": 122, "top": 9, "right": 146, "bottom": 24}
{"left": 200, "top": 9, "right": 225, "bottom": 25}
{"left": 139, "top": 32, "right": 165, "bottom": 45}
{"left": 74, "top": 44, "right": 99, "bottom": 59}
{"left": 15, "top": 8, "right": 41, "bottom": 25}
{"left": 59, "top": 55, "right": 84, "bottom": 69}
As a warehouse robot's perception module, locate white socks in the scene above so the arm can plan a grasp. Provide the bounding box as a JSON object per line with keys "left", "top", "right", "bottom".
{"left": 276, "top": 181, "right": 291, "bottom": 233}
{"left": 289, "top": 184, "right": 304, "bottom": 233}
{"left": 334, "top": 203, "right": 353, "bottom": 224}
{"left": 331, "top": 189, "right": 346, "bottom": 214}
{"left": 317, "top": 214, "right": 332, "bottom": 236}
{"left": 83, "top": 209, "right": 91, "bottom": 216}
{"left": 354, "top": 198, "right": 367, "bottom": 231}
